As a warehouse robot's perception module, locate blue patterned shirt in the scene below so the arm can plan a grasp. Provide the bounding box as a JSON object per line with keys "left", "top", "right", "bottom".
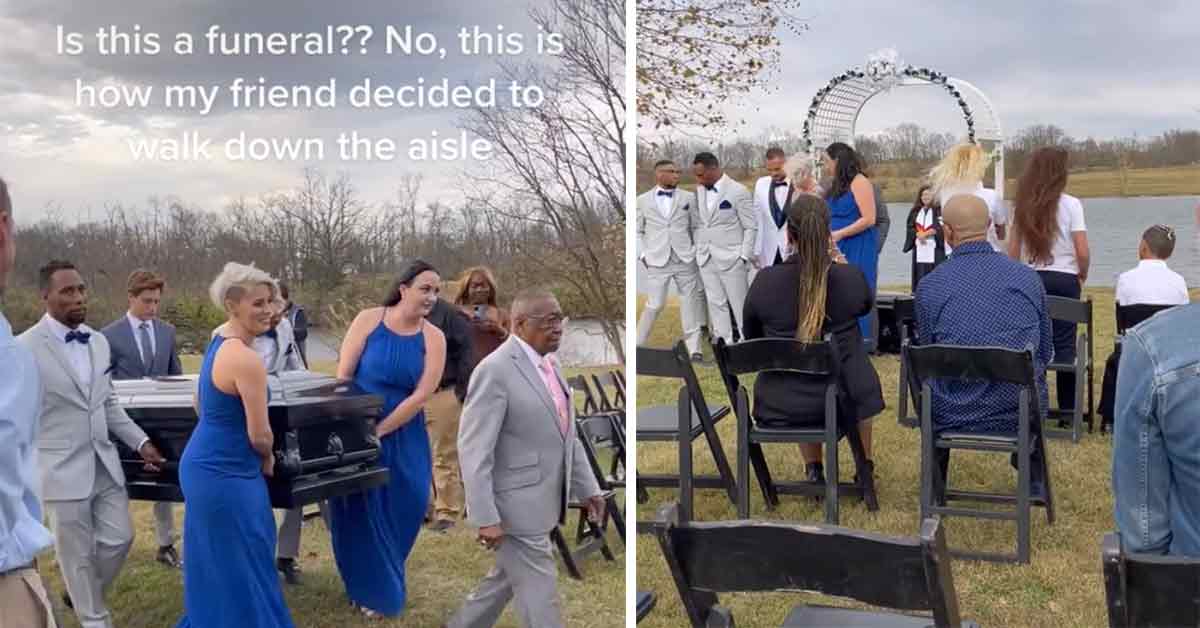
{"left": 914, "top": 241, "right": 1053, "bottom": 433}
{"left": 0, "top": 312, "right": 53, "bottom": 571}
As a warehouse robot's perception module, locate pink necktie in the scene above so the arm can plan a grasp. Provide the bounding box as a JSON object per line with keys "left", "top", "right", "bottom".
{"left": 538, "top": 356, "right": 570, "bottom": 435}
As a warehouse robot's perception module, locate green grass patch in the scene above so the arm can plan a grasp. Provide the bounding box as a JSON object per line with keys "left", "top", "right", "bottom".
{"left": 634, "top": 288, "right": 1197, "bottom": 628}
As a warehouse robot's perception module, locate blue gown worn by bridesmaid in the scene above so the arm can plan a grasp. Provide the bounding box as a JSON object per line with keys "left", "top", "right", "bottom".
{"left": 327, "top": 310, "right": 432, "bottom": 616}
{"left": 829, "top": 190, "right": 880, "bottom": 338}
{"left": 177, "top": 335, "right": 295, "bottom": 628}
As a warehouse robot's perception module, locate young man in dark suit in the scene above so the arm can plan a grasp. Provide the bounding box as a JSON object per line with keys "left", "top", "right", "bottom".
{"left": 100, "top": 269, "right": 184, "bottom": 569}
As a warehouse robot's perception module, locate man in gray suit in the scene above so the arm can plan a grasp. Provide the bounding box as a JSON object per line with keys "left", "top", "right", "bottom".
{"left": 19, "top": 259, "right": 166, "bottom": 628}
{"left": 448, "top": 288, "right": 604, "bottom": 628}
{"left": 691, "top": 152, "right": 757, "bottom": 343}
{"left": 100, "top": 269, "right": 184, "bottom": 569}
{"left": 636, "top": 159, "right": 704, "bottom": 360}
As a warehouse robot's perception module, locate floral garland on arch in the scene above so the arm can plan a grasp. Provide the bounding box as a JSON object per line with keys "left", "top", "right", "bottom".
{"left": 802, "top": 49, "right": 978, "bottom": 154}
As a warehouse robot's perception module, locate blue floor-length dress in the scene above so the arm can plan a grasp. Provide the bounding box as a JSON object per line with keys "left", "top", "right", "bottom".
{"left": 830, "top": 190, "right": 880, "bottom": 338}
{"left": 176, "top": 336, "right": 295, "bottom": 628}
{"left": 327, "top": 314, "right": 432, "bottom": 616}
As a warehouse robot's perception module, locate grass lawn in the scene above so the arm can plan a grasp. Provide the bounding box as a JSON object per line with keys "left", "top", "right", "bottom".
{"left": 634, "top": 288, "right": 1192, "bottom": 628}
{"left": 39, "top": 358, "right": 625, "bottom": 627}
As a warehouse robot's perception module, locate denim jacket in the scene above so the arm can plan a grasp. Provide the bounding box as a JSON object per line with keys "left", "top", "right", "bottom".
{"left": 1113, "top": 302, "right": 1200, "bottom": 555}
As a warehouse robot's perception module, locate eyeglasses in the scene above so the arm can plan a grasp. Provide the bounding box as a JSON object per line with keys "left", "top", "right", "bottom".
{"left": 526, "top": 313, "right": 568, "bottom": 329}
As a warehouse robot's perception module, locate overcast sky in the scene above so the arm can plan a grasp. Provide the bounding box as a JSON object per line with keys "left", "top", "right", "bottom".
{"left": 662, "top": 0, "right": 1200, "bottom": 144}
{"left": 0, "top": 0, "right": 553, "bottom": 222}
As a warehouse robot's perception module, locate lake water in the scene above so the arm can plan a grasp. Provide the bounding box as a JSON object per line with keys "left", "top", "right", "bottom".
{"left": 636, "top": 195, "right": 1200, "bottom": 291}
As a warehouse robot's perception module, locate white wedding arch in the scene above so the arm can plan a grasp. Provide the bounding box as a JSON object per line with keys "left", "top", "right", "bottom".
{"left": 801, "top": 50, "right": 1006, "bottom": 198}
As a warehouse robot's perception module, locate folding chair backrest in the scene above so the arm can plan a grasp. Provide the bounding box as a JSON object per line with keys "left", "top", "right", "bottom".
{"left": 637, "top": 341, "right": 717, "bottom": 432}
{"left": 1047, "top": 295, "right": 1091, "bottom": 324}
{"left": 905, "top": 344, "right": 1036, "bottom": 388}
{"left": 712, "top": 336, "right": 838, "bottom": 406}
{"left": 655, "top": 503, "right": 961, "bottom": 627}
{"left": 1115, "top": 303, "right": 1175, "bottom": 335}
{"left": 610, "top": 369, "right": 627, "bottom": 405}
{"left": 567, "top": 374, "right": 602, "bottom": 416}
{"left": 590, "top": 372, "right": 619, "bottom": 412}
{"left": 1103, "top": 532, "right": 1200, "bottom": 627}
{"left": 575, "top": 414, "right": 616, "bottom": 489}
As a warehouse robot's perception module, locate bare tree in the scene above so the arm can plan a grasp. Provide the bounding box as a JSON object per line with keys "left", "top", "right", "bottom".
{"left": 636, "top": 0, "right": 807, "bottom": 134}
{"left": 460, "top": 0, "right": 626, "bottom": 361}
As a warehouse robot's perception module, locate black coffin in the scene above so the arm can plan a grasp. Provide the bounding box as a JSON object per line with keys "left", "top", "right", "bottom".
{"left": 113, "top": 371, "right": 390, "bottom": 509}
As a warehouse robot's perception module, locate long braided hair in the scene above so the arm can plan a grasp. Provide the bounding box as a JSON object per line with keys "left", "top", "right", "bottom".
{"left": 786, "top": 194, "right": 834, "bottom": 342}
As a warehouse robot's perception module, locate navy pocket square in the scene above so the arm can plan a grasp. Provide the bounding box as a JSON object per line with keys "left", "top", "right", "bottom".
{"left": 719, "top": 200, "right": 733, "bottom": 210}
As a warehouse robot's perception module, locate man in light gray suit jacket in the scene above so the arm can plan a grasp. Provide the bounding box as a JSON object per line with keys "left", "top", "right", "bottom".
{"left": 19, "top": 260, "right": 166, "bottom": 628}
{"left": 100, "top": 269, "right": 184, "bottom": 569}
{"left": 636, "top": 159, "right": 705, "bottom": 360}
{"left": 692, "top": 152, "right": 757, "bottom": 343}
{"left": 448, "top": 288, "right": 604, "bottom": 628}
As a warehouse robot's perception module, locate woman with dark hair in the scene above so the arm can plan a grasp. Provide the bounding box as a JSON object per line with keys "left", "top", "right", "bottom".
{"left": 326, "top": 260, "right": 447, "bottom": 618}
{"left": 742, "top": 195, "right": 884, "bottom": 485}
{"left": 453, "top": 265, "right": 510, "bottom": 362}
{"left": 902, "top": 185, "right": 947, "bottom": 291}
{"left": 1008, "top": 146, "right": 1090, "bottom": 414}
{"left": 822, "top": 142, "right": 879, "bottom": 339}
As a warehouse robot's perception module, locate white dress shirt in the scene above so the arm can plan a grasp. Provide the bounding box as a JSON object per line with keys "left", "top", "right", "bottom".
{"left": 43, "top": 314, "right": 94, "bottom": 390}
{"left": 126, "top": 311, "right": 156, "bottom": 359}
{"left": 654, "top": 186, "right": 674, "bottom": 219}
{"left": 252, "top": 334, "right": 279, "bottom": 371}
{"left": 1115, "top": 259, "right": 1190, "bottom": 306}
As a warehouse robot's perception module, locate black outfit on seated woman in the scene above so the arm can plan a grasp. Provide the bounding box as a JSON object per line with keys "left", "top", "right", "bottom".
{"left": 742, "top": 256, "right": 885, "bottom": 428}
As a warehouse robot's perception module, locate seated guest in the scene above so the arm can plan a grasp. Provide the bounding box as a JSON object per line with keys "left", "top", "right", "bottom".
{"left": 176, "top": 263, "right": 294, "bottom": 627}
{"left": 1115, "top": 224, "right": 1189, "bottom": 306}
{"left": 1113, "top": 302, "right": 1200, "bottom": 555}
{"left": 742, "top": 194, "right": 884, "bottom": 484}
{"left": 902, "top": 185, "right": 947, "bottom": 292}
{"left": 915, "top": 195, "right": 1053, "bottom": 495}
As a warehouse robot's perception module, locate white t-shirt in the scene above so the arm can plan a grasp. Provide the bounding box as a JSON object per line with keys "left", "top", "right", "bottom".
{"left": 938, "top": 183, "right": 1006, "bottom": 251}
{"left": 1020, "top": 194, "right": 1087, "bottom": 275}
{"left": 1115, "top": 259, "right": 1189, "bottom": 306}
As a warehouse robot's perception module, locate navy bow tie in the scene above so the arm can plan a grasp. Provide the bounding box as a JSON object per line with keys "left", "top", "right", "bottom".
{"left": 263, "top": 329, "right": 278, "bottom": 339}
{"left": 657, "top": 190, "right": 674, "bottom": 197}
{"left": 772, "top": 180, "right": 788, "bottom": 188}
{"left": 65, "top": 330, "right": 91, "bottom": 344}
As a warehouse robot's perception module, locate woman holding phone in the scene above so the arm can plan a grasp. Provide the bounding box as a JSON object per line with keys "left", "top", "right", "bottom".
{"left": 453, "top": 266, "right": 510, "bottom": 363}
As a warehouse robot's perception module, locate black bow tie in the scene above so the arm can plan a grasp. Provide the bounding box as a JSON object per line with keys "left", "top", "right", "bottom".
{"left": 65, "top": 330, "right": 91, "bottom": 344}
{"left": 705, "top": 185, "right": 717, "bottom": 192}
{"left": 657, "top": 190, "right": 674, "bottom": 197}
{"left": 263, "top": 329, "right": 278, "bottom": 339}
{"left": 772, "top": 180, "right": 788, "bottom": 188}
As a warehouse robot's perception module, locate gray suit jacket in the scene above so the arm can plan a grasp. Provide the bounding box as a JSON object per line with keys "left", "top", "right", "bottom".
{"left": 457, "top": 337, "right": 601, "bottom": 536}
{"left": 637, "top": 187, "right": 699, "bottom": 267}
{"left": 18, "top": 319, "right": 148, "bottom": 501}
{"left": 100, "top": 316, "right": 183, "bottom": 380}
{"left": 211, "top": 318, "right": 303, "bottom": 374}
{"left": 693, "top": 174, "right": 757, "bottom": 270}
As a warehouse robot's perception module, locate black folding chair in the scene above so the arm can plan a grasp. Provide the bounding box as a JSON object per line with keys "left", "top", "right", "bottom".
{"left": 712, "top": 337, "right": 878, "bottom": 523}
{"left": 568, "top": 374, "right": 605, "bottom": 417}
{"left": 610, "top": 369, "right": 628, "bottom": 410}
{"left": 590, "top": 371, "right": 625, "bottom": 413}
{"left": 636, "top": 341, "right": 737, "bottom": 531}
{"left": 655, "top": 502, "right": 977, "bottom": 627}
{"left": 906, "top": 343, "right": 1055, "bottom": 564}
{"left": 1045, "top": 295, "right": 1095, "bottom": 441}
{"left": 1102, "top": 531, "right": 1200, "bottom": 627}
{"left": 1100, "top": 303, "right": 1175, "bottom": 433}
{"left": 636, "top": 591, "right": 657, "bottom": 623}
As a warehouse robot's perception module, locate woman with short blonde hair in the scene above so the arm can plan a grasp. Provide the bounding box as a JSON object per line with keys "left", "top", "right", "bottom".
{"left": 177, "top": 261, "right": 295, "bottom": 627}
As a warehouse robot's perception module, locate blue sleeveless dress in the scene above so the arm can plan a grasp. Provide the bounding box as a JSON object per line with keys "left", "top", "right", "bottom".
{"left": 327, "top": 314, "right": 431, "bottom": 616}
{"left": 176, "top": 336, "right": 295, "bottom": 628}
{"left": 830, "top": 190, "right": 880, "bottom": 338}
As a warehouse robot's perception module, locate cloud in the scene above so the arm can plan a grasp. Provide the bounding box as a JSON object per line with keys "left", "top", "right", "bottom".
{"left": 0, "top": 0, "right": 556, "bottom": 220}
{"left": 668, "top": 0, "right": 1200, "bottom": 143}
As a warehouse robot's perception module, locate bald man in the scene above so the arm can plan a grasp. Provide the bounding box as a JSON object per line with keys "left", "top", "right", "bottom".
{"left": 914, "top": 194, "right": 1053, "bottom": 496}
